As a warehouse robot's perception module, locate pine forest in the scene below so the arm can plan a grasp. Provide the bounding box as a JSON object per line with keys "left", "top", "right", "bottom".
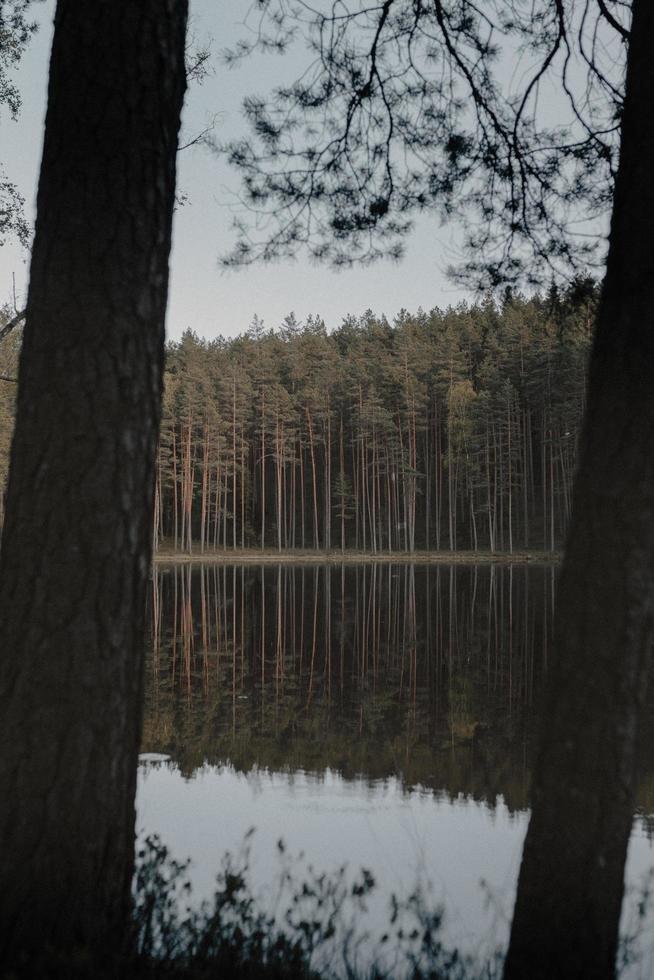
{"left": 0, "top": 281, "right": 596, "bottom": 554}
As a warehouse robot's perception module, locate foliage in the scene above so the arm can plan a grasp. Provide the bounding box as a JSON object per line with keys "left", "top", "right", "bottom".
{"left": 131, "top": 832, "right": 501, "bottom": 979}
{"left": 0, "top": 0, "right": 39, "bottom": 245}
{"left": 220, "top": 1, "right": 629, "bottom": 287}
{"left": 148, "top": 282, "right": 596, "bottom": 555}
{"left": 0, "top": 284, "right": 597, "bottom": 554}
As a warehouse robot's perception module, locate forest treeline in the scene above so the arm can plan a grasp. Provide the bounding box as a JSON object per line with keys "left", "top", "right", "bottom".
{"left": 0, "top": 280, "right": 595, "bottom": 551}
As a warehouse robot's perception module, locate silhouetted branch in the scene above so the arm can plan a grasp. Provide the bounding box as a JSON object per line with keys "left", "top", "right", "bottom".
{"left": 178, "top": 115, "right": 219, "bottom": 152}
{"left": 218, "top": 0, "right": 631, "bottom": 288}
{"left": 597, "top": 0, "right": 630, "bottom": 40}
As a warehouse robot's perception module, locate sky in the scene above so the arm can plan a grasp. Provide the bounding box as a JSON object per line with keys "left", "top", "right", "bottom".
{"left": 0, "top": 0, "right": 470, "bottom": 342}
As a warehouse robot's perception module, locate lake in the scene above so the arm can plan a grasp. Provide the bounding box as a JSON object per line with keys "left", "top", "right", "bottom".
{"left": 137, "top": 562, "right": 654, "bottom": 975}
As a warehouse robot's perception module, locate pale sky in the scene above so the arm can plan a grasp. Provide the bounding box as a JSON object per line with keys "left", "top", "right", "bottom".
{"left": 0, "top": 0, "right": 469, "bottom": 341}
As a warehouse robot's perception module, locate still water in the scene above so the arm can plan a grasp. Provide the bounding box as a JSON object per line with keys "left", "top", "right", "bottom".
{"left": 137, "top": 563, "right": 654, "bottom": 972}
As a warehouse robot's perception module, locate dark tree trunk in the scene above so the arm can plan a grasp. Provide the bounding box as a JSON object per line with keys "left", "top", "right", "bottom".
{"left": 0, "top": 1, "right": 187, "bottom": 974}
{"left": 505, "top": 4, "right": 654, "bottom": 978}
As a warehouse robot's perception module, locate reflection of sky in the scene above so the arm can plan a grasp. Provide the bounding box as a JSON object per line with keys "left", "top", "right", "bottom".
{"left": 624, "top": 828, "right": 654, "bottom": 979}
{"left": 136, "top": 762, "right": 524, "bottom": 964}
{"left": 137, "top": 761, "right": 654, "bottom": 976}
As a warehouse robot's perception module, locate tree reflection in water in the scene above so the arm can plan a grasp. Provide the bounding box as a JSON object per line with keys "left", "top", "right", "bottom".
{"left": 140, "top": 562, "right": 654, "bottom": 975}
{"left": 144, "top": 562, "right": 562, "bottom": 809}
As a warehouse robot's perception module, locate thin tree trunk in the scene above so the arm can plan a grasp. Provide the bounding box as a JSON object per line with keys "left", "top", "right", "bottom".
{"left": 200, "top": 421, "right": 209, "bottom": 553}
{"left": 435, "top": 403, "right": 442, "bottom": 550}
{"left": 325, "top": 397, "right": 331, "bottom": 550}
{"left": 290, "top": 440, "right": 296, "bottom": 548}
{"left": 486, "top": 426, "right": 495, "bottom": 551}
{"left": 550, "top": 432, "right": 555, "bottom": 552}
{"left": 219, "top": 466, "right": 224, "bottom": 551}
{"left": 223, "top": 463, "right": 229, "bottom": 550}
{"left": 386, "top": 445, "right": 393, "bottom": 552}
{"left": 282, "top": 422, "right": 288, "bottom": 549}
{"left": 241, "top": 422, "right": 246, "bottom": 549}
{"left": 172, "top": 426, "right": 179, "bottom": 550}
{"left": 261, "top": 391, "right": 266, "bottom": 549}
{"left": 340, "top": 414, "right": 345, "bottom": 551}
{"left": 153, "top": 448, "right": 161, "bottom": 552}
{"left": 232, "top": 378, "right": 237, "bottom": 551}
{"left": 523, "top": 408, "right": 529, "bottom": 548}
{"left": 371, "top": 423, "right": 377, "bottom": 553}
{"left": 509, "top": 399, "right": 514, "bottom": 554}
{"left": 276, "top": 414, "right": 282, "bottom": 552}
{"left": 306, "top": 408, "right": 319, "bottom": 549}
{"left": 300, "top": 438, "right": 306, "bottom": 549}
{"left": 447, "top": 410, "right": 454, "bottom": 551}
{"left": 424, "top": 426, "right": 430, "bottom": 549}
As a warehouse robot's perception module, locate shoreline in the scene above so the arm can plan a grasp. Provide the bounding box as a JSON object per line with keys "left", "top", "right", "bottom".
{"left": 154, "top": 547, "right": 560, "bottom": 566}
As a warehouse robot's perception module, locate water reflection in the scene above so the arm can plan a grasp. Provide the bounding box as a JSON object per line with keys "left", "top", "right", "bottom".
{"left": 144, "top": 563, "right": 559, "bottom": 810}
{"left": 139, "top": 562, "right": 654, "bottom": 974}
{"left": 137, "top": 761, "right": 527, "bottom": 964}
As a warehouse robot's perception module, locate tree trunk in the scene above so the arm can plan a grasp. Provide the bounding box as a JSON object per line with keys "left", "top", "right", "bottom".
{"left": 306, "top": 407, "right": 319, "bottom": 549}
{"left": 241, "top": 422, "right": 246, "bottom": 549}
{"left": 233, "top": 378, "right": 237, "bottom": 551}
{"left": 505, "top": 5, "right": 654, "bottom": 977}
{"left": 172, "top": 426, "right": 179, "bottom": 550}
{"left": 0, "top": 0, "right": 186, "bottom": 972}
{"left": 340, "top": 416, "right": 345, "bottom": 551}
{"left": 261, "top": 391, "right": 266, "bottom": 549}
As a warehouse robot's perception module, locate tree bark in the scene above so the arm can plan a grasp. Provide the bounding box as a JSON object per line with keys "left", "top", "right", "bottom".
{"left": 0, "top": 1, "right": 187, "bottom": 973}
{"left": 505, "top": 4, "right": 654, "bottom": 977}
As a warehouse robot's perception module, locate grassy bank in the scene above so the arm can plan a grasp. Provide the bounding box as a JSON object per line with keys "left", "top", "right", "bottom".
{"left": 154, "top": 547, "right": 560, "bottom": 566}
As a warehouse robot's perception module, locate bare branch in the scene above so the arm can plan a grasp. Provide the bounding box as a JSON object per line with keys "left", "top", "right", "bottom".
{"left": 596, "top": 0, "right": 630, "bottom": 41}
{"left": 178, "top": 115, "right": 219, "bottom": 152}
